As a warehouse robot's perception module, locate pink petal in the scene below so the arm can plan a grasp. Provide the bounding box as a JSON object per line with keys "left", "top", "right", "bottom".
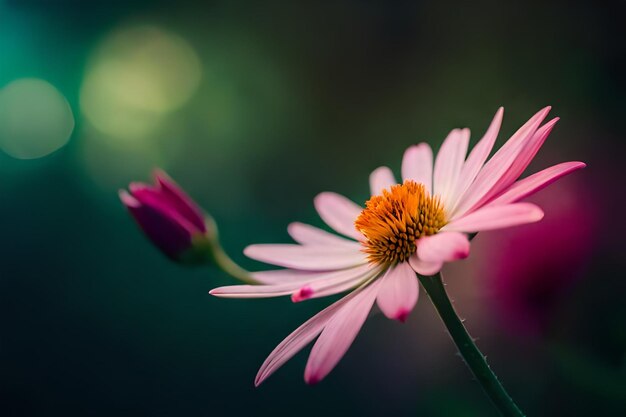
{"left": 153, "top": 170, "right": 207, "bottom": 232}
{"left": 450, "top": 107, "right": 551, "bottom": 219}
{"left": 443, "top": 203, "right": 544, "bottom": 233}
{"left": 211, "top": 264, "right": 374, "bottom": 300}
{"left": 454, "top": 108, "right": 504, "bottom": 204}
{"left": 408, "top": 254, "right": 443, "bottom": 276}
{"left": 126, "top": 185, "right": 199, "bottom": 234}
{"left": 287, "top": 222, "right": 359, "bottom": 247}
{"left": 252, "top": 264, "right": 372, "bottom": 286}
{"left": 487, "top": 161, "right": 586, "bottom": 206}
{"left": 120, "top": 189, "right": 198, "bottom": 259}
{"left": 476, "top": 117, "right": 559, "bottom": 207}
{"left": 369, "top": 166, "right": 397, "bottom": 196}
{"left": 119, "top": 189, "right": 140, "bottom": 208}
{"left": 433, "top": 128, "right": 470, "bottom": 208}
{"left": 252, "top": 269, "right": 324, "bottom": 285}
{"left": 375, "top": 262, "right": 419, "bottom": 322}
{"left": 401, "top": 143, "right": 433, "bottom": 193}
{"left": 416, "top": 232, "right": 470, "bottom": 262}
{"left": 304, "top": 280, "right": 380, "bottom": 384}
{"left": 314, "top": 192, "right": 364, "bottom": 241}
{"left": 244, "top": 244, "right": 366, "bottom": 270}
{"left": 254, "top": 291, "right": 355, "bottom": 386}
{"left": 292, "top": 264, "right": 382, "bottom": 302}
{"left": 209, "top": 281, "right": 306, "bottom": 298}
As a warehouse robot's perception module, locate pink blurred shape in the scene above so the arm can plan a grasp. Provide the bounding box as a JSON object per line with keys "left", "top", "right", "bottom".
{"left": 482, "top": 180, "right": 597, "bottom": 337}
{"left": 120, "top": 169, "right": 208, "bottom": 262}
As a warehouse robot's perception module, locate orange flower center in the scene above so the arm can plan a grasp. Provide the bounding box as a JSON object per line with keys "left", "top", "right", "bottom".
{"left": 355, "top": 180, "right": 446, "bottom": 265}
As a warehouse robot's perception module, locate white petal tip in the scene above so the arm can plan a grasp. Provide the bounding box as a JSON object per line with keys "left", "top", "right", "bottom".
{"left": 531, "top": 208, "right": 545, "bottom": 222}
{"left": 541, "top": 117, "right": 560, "bottom": 132}
{"left": 406, "top": 142, "right": 431, "bottom": 154}
{"left": 371, "top": 166, "right": 388, "bottom": 175}
{"left": 208, "top": 288, "right": 227, "bottom": 297}
{"left": 286, "top": 222, "right": 301, "bottom": 234}
{"left": 119, "top": 190, "right": 140, "bottom": 207}
{"left": 242, "top": 245, "right": 255, "bottom": 257}
{"left": 533, "top": 106, "right": 552, "bottom": 121}
{"left": 313, "top": 192, "right": 332, "bottom": 206}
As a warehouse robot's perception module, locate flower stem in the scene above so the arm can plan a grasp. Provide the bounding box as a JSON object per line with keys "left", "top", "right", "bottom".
{"left": 198, "top": 216, "right": 257, "bottom": 284}
{"left": 418, "top": 272, "right": 525, "bottom": 417}
{"left": 208, "top": 239, "right": 256, "bottom": 284}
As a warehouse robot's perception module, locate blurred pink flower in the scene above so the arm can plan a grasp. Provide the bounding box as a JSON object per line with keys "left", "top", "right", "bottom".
{"left": 120, "top": 170, "right": 209, "bottom": 263}
{"left": 210, "top": 107, "right": 585, "bottom": 385}
{"left": 482, "top": 181, "right": 597, "bottom": 337}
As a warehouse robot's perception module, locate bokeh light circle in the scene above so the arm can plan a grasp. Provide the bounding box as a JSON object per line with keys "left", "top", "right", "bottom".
{"left": 80, "top": 25, "right": 202, "bottom": 142}
{"left": 0, "top": 78, "right": 74, "bottom": 159}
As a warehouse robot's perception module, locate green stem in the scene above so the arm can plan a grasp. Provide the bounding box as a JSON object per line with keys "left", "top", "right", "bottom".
{"left": 208, "top": 239, "right": 256, "bottom": 284}
{"left": 193, "top": 216, "right": 256, "bottom": 284}
{"left": 418, "top": 272, "right": 525, "bottom": 417}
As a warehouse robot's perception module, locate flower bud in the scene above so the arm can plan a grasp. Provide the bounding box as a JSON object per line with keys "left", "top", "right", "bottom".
{"left": 120, "top": 169, "right": 213, "bottom": 264}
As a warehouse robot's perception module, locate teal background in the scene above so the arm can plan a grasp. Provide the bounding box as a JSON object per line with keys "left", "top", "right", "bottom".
{"left": 1, "top": 1, "right": 625, "bottom": 416}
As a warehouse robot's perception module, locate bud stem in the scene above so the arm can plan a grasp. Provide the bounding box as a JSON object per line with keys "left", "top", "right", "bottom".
{"left": 418, "top": 272, "right": 525, "bottom": 417}
{"left": 208, "top": 239, "right": 257, "bottom": 284}
{"left": 203, "top": 216, "right": 257, "bottom": 284}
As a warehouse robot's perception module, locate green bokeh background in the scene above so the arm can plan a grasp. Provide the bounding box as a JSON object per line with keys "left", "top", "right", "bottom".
{"left": 1, "top": 1, "right": 625, "bottom": 416}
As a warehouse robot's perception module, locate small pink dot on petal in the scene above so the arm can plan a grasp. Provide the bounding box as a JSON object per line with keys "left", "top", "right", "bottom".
{"left": 291, "top": 285, "right": 314, "bottom": 303}
{"left": 395, "top": 309, "right": 410, "bottom": 323}
{"left": 306, "top": 374, "right": 320, "bottom": 385}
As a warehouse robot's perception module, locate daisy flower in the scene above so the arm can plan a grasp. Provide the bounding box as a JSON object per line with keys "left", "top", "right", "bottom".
{"left": 210, "top": 106, "right": 585, "bottom": 386}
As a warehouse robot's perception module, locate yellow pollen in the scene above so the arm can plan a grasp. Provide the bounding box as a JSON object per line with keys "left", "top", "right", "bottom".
{"left": 355, "top": 180, "right": 446, "bottom": 266}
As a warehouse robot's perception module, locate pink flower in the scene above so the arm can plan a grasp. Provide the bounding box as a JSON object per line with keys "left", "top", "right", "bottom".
{"left": 210, "top": 107, "right": 585, "bottom": 385}
{"left": 482, "top": 181, "right": 597, "bottom": 337}
{"left": 120, "top": 170, "right": 209, "bottom": 263}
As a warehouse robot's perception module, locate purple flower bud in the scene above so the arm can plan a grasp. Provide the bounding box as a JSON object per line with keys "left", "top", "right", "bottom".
{"left": 120, "top": 170, "right": 210, "bottom": 263}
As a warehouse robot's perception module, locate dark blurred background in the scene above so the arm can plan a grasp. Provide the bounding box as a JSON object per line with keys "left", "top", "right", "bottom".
{"left": 1, "top": 1, "right": 625, "bottom": 416}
